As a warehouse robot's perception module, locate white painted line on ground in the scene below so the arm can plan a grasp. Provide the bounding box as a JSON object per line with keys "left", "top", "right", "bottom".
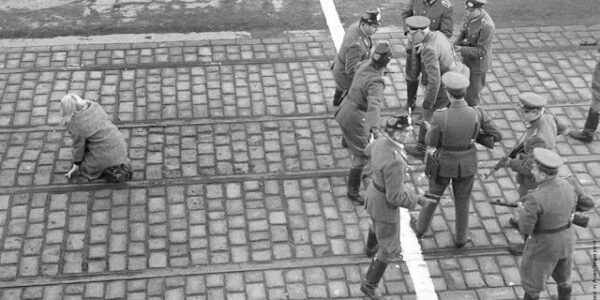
{"left": 400, "top": 209, "right": 439, "bottom": 300}
{"left": 318, "top": 0, "right": 345, "bottom": 52}
{"left": 318, "top": 0, "right": 438, "bottom": 298}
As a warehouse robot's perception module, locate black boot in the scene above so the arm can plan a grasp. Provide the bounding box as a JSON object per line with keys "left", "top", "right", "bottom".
{"left": 405, "top": 80, "right": 419, "bottom": 111}
{"left": 347, "top": 168, "right": 366, "bottom": 205}
{"left": 523, "top": 293, "right": 539, "bottom": 300}
{"left": 332, "top": 89, "right": 344, "bottom": 106}
{"left": 365, "top": 229, "right": 378, "bottom": 258}
{"left": 406, "top": 125, "right": 427, "bottom": 161}
{"left": 557, "top": 284, "right": 572, "bottom": 300}
{"left": 569, "top": 108, "right": 598, "bottom": 143}
{"left": 360, "top": 259, "right": 388, "bottom": 300}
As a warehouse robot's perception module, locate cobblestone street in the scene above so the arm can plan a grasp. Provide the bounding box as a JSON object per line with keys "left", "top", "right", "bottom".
{"left": 0, "top": 17, "right": 599, "bottom": 300}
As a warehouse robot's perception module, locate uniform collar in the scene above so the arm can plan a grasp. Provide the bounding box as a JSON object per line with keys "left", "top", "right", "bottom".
{"left": 449, "top": 99, "right": 468, "bottom": 107}
{"left": 423, "top": 0, "right": 438, "bottom": 5}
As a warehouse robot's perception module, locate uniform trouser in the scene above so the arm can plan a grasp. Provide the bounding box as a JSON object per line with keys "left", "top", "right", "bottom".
{"left": 415, "top": 175, "right": 475, "bottom": 243}
{"left": 350, "top": 150, "right": 369, "bottom": 169}
{"left": 370, "top": 219, "right": 400, "bottom": 263}
{"left": 465, "top": 72, "right": 486, "bottom": 107}
{"left": 405, "top": 49, "right": 421, "bottom": 82}
{"left": 520, "top": 251, "right": 572, "bottom": 297}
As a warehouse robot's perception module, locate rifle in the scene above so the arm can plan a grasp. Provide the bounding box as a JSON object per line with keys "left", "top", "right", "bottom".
{"left": 484, "top": 131, "right": 528, "bottom": 179}
{"left": 489, "top": 199, "right": 518, "bottom": 208}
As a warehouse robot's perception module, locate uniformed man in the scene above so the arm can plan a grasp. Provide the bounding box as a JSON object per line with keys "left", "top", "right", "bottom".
{"left": 503, "top": 136, "right": 546, "bottom": 198}
{"left": 411, "top": 71, "right": 502, "bottom": 247}
{"left": 403, "top": 16, "right": 458, "bottom": 160}
{"left": 335, "top": 42, "right": 393, "bottom": 205}
{"left": 360, "top": 115, "right": 436, "bottom": 300}
{"left": 503, "top": 92, "right": 568, "bottom": 255}
{"left": 569, "top": 57, "right": 600, "bottom": 143}
{"left": 518, "top": 148, "right": 595, "bottom": 300}
{"left": 331, "top": 8, "right": 381, "bottom": 106}
{"left": 400, "top": 0, "right": 454, "bottom": 111}
{"left": 454, "top": 0, "right": 495, "bottom": 107}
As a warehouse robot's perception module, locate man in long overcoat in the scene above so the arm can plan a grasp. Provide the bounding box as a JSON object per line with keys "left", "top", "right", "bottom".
{"left": 360, "top": 115, "right": 435, "bottom": 300}
{"left": 400, "top": 0, "right": 454, "bottom": 111}
{"left": 331, "top": 8, "right": 381, "bottom": 106}
{"left": 411, "top": 71, "right": 502, "bottom": 247}
{"left": 518, "top": 148, "right": 595, "bottom": 300}
{"left": 335, "top": 42, "right": 393, "bottom": 205}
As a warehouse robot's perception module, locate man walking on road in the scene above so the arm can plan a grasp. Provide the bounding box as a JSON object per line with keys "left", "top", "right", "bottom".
{"left": 331, "top": 8, "right": 381, "bottom": 106}
{"left": 517, "top": 148, "right": 595, "bottom": 300}
{"left": 360, "top": 115, "right": 436, "bottom": 300}
{"left": 400, "top": 0, "right": 454, "bottom": 111}
{"left": 411, "top": 71, "right": 502, "bottom": 248}
{"left": 403, "top": 16, "right": 457, "bottom": 160}
{"left": 454, "top": 0, "right": 495, "bottom": 107}
{"left": 335, "top": 42, "right": 393, "bottom": 205}
{"left": 569, "top": 56, "right": 600, "bottom": 143}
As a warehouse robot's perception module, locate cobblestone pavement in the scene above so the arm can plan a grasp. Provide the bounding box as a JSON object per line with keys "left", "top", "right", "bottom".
{"left": 0, "top": 25, "right": 600, "bottom": 299}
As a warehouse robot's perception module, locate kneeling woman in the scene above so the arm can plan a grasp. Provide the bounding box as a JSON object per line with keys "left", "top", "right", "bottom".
{"left": 61, "top": 93, "right": 132, "bottom": 182}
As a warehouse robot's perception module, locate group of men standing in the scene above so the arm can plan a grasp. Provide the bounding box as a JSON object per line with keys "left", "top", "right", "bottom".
{"left": 330, "top": 1, "right": 598, "bottom": 299}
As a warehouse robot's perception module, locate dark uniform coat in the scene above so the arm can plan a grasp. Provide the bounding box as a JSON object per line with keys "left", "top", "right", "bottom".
{"left": 591, "top": 60, "right": 600, "bottom": 112}
{"left": 419, "top": 31, "right": 456, "bottom": 109}
{"left": 364, "top": 137, "right": 421, "bottom": 262}
{"left": 413, "top": 99, "right": 501, "bottom": 242}
{"left": 508, "top": 113, "right": 567, "bottom": 196}
{"left": 455, "top": 9, "right": 495, "bottom": 106}
{"left": 426, "top": 100, "right": 502, "bottom": 178}
{"left": 455, "top": 9, "right": 494, "bottom": 74}
{"left": 401, "top": 0, "right": 454, "bottom": 38}
{"left": 365, "top": 138, "right": 420, "bottom": 223}
{"left": 401, "top": 0, "right": 454, "bottom": 83}
{"left": 335, "top": 61, "right": 385, "bottom": 157}
{"left": 332, "top": 22, "right": 372, "bottom": 91}
{"left": 518, "top": 175, "right": 595, "bottom": 295}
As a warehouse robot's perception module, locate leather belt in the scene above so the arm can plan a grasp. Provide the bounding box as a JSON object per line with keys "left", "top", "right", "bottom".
{"left": 373, "top": 182, "right": 386, "bottom": 193}
{"left": 533, "top": 223, "right": 571, "bottom": 234}
{"left": 441, "top": 145, "right": 473, "bottom": 151}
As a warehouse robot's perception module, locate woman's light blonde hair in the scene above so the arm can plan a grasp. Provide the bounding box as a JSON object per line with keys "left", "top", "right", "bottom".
{"left": 60, "top": 93, "right": 87, "bottom": 126}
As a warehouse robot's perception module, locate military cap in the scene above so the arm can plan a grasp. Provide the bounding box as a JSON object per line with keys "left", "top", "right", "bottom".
{"left": 518, "top": 92, "right": 547, "bottom": 109}
{"left": 405, "top": 16, "right": 430, "bottom": 30}
{"left": 466, "top": 0, "right": 487, "bottom": 8}
{"left": 372, "top": 41, "right": 393, "bottom": 67}
{"left": 385, "top": 114, "right": 412, "bottom": 134}
{"left": 442, "top": 71, "right": 470, "bottom": 90}
{"left": 532, "top": 148, "right": 563, "bottom": 170}
{"left": 361, "top": 8, "right": 382, "bottom": 25}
